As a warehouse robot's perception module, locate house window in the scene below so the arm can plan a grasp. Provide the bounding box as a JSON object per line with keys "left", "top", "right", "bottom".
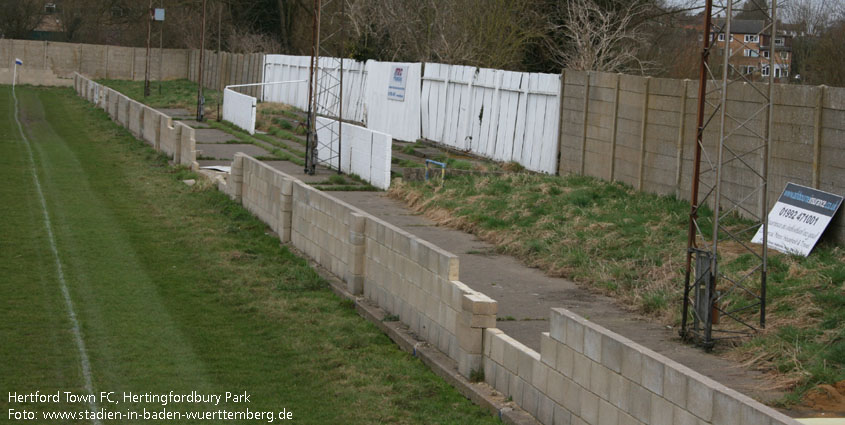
{"left": 45, "top": 3, "right": 56, "bottom": 13}
{"left": 719, "top": 33, "right": 726, "bottom": 41}
{"left": 763, "top": 50, "right": 770, "bottom": 58}
{"left": 780, "top": 51, "right": 788, "bottom": 60}
{"left": 745, "top": 66, "right": 756, "bottom": 75}
{"left": 744, "top": 34, "right": 759, "bottom": 43}
{"left": 762, "top": 66, "right": 770, "bottom": 76}
{"left": 744, "top": 49, "right": 759, "bottom": 57}
{"left": 775, "top": 38, "right": 784, "bottom": 46}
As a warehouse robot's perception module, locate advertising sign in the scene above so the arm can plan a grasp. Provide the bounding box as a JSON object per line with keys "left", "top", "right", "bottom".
{"left": 387, "top": 65, "right": 408, "bottom": 101}
{"left": 751, "top": 182, "right": 843, "bottom": 256}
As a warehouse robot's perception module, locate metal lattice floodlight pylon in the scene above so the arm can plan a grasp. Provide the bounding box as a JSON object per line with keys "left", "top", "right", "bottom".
{"left": 305, "top": 0, "right": 346, "bottom": 175}
{"left": 681, "top": 0, "right": 784, "bottom": 348}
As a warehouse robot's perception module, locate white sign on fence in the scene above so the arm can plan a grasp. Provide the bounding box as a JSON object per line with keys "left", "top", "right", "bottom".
{"left": 751, "top": 182, "right": 843, "bottom": 256}
{"left": 387, "top": 65, "right": 408, "bottom": 101}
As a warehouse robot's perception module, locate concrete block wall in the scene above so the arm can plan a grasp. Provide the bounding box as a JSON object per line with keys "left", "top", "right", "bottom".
{"left": 142, "top": 109, "right": 163, "bottom": 150}
{"left": 1, "top": 39, "right": 189, "bottom": 81}
{"left": 73, "top": 73, "right": 196, "bottom": 169}
{"left": 224, "top": 151, "right": 499, "bottom": 378}
{"left": 177, "top": 122, "right": 198, "bottom": 169}
{"left": 483, "top": 308, "right": 801, "bottom": 425}
{"left": 361, "top": 217, "right": 497, "bottom": 376}
{"left": 559, "top": 69, "right": 845, "bottom": 244}
{"left": 234, "top": 154, "right": 294, "bottom": 240}
{"left": 159, "top": 116, "right": 182, "bottom": 163}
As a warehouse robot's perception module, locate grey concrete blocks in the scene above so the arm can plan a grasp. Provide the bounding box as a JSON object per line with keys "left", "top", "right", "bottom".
{"left": 607, "top": 372, "right": 630, "bottom": 411}
{"left": 650, "top": 393, "right": 674, "bottom": 425}
{"left": 571, "top": 352, "right": 591, "bottom": 388}
{"left": 509, "top": 375, "right": 525, "bottom": 406}
{"left": 579, "top": 389, "right": 598, "bottom": 424}
{"left": 685, "top": 377, "right": 713, "bottom": 422}
{"left": 597, "top": 399, "right": 619, "bottom": 425}
{"left": 662, "top": 364, "right": 688, "bottom": 409}
{"left": 583, "top": 325, "right": 602, "bottom": 362}
{"left": 641, "top": 353, "right": 664, "bottom": 396}
{"left": 537, "top": 393, "right": 555, "bottom": 425}
{"left": 532, "top": 359, "right": 551, "bottom": 394}
{"left": 546, "top": 369, "right": 566, "bottom": 406}
{"left": 711, "top": 389, "right": 741, "bottom": 425}
{"left": 522, "top": 384, "right": 540, "bottom": 418}
{"left": 588, "top": 361, "right": 610, "bottom": 399}
{"left": 627, "top": 384, "right": 652, "bottom": 423}
{"left": 553, "top": 403, "right": 572, "bottom": 425}
{"left": 600, "top": 334, "right": 623, "bottom": 373}
{"left": 540, "top": 332, "right": 557, "bottom": 369}
{"left": 620, "top": 344, "right": 643, "bottom": 384}
{"left": 561, "top": 378, "right": 581, "bottom": 417}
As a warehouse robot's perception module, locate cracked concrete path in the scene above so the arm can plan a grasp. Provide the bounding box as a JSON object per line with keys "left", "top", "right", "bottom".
{"left": 330, "top": 191, "right": 789, "bottom": 408}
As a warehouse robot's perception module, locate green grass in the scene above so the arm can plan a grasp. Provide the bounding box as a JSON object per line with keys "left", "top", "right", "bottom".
{"left": 0, "top": 85, "right": 498, "bottom": 424}
{"left": 390, "top": 172, "right": 844, "bottom": 403}
{"left": 96, "top": 79, "right": 222, "bottom": 119}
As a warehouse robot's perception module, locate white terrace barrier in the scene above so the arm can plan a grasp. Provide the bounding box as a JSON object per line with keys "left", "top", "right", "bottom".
{"left": 223, "top": 87, "right": 257, "bottom": 134}
{"left": 316, "top": 117, "right": 392, "bottom": 190}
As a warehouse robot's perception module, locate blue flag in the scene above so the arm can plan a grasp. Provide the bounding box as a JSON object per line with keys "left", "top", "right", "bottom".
{"left": 15, "top": 58, "right": 23, "bottom": 66}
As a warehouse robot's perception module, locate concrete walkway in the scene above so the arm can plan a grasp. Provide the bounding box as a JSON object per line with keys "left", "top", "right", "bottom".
{"left": 330, "top": 191, "right": 788, "bottom": 406}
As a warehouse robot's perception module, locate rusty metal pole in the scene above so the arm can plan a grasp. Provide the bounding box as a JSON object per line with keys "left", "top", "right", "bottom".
{"left": 196, "top": 0, "right": 207, "bottom": 121}
{"left": 144, "top": 0, "right": 153, "bottom": 97}
{"left": 681, "top": 0, "right": 714, "bottom": 339}
{"left": 337, "top": 0, "right": 345, "bottom": 174}
{"left": 304, "top": 0, "right": 322, "bottom": 174}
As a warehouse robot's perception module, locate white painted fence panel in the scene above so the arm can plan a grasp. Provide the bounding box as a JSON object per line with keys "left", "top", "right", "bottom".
{"left": 262, "top": 55, "right": 368, "bottom": 123}
{"left": 223, "top": 88, "right": 257, "bottom": 134}
{"left": 316, "top": 117, "right": 392, "bottom": 190}
{"left": 364, "top": 61, "right": 422, "bottom": 142}
{"left": 420, "top": 63, "right": 561, "bottom": 173}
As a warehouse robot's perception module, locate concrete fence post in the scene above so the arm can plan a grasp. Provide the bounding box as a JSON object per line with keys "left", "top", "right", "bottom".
{"left": 172, "top": 124, "right": 183, "bottom": 165}
{"left": 637, "top": 76, "right": 652, "bottom": 191}
{"left": 346, "top": 213, "right": 367, "bottom": 295}
{"left": 580, "top": 71, "right": 591, "bottom": 175}
{"left": 812, "top": 85, "right": 826, "bottom": 189}
{"left": 556, "top": 69, "right": 567, "bottom": 176}
{"left": 230, "top": 153, "right": 245, "bottom": 202}
{"left": 675, "top": 79, "right": 690, "bottom": 198}
{"left": 609, "top": 73, "right": 621, "bottom": 182}
{"left": 277, "top": 179, "right": 294, "bottom": 243}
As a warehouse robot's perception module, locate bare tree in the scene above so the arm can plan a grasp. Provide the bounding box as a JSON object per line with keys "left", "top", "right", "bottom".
{"left": 546, "top": 0, "right": 653, "bottom": 73}
{"left": 346, "top": 0, "right": 542, "bottom": 70}
{"left": 0, "top": 0, "right": 44, "bottom": 39}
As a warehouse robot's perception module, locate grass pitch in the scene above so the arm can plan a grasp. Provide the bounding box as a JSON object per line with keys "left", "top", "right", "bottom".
{"left": 0, "top": 85, "right": 498, "bottom": 424}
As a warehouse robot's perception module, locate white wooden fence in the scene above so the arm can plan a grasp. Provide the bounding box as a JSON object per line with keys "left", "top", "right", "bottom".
{"left": 421, "top": 63, "right": 561, "bottom": 174}
{"left": 223, "top": 88, "right": 257, "bottom": 134}
{"left": 316, "top": 117, "right": 392, "bottom": 190}
{"left": 260, "top": 57, "right": 562, "bottom": 174}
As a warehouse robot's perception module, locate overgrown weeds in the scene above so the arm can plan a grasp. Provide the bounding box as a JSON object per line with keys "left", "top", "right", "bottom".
{"left": 389, "top": 173, "right": 844, "bottom": 402}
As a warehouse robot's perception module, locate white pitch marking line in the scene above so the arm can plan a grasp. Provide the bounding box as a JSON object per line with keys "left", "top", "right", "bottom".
{"left": 12, "top": 87, "right": 102, "bottom": 425}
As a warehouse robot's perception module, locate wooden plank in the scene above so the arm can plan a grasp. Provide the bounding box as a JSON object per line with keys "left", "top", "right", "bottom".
{"left": 512, "top": 73, "right": 529, "bottom": 164}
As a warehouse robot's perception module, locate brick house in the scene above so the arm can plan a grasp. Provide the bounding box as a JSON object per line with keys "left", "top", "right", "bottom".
{"left": 710, "top": 19, "right": 793, "bottom": 82}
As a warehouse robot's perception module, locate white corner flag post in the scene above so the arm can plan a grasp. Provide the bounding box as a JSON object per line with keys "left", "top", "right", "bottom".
{"left": 13, "top": 58, "right": 23, "bottom": 87}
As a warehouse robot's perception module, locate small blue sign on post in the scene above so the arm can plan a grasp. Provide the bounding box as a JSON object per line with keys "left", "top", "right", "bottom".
{"left": 15, "top": 58, "right": 23, "bottom": 65}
